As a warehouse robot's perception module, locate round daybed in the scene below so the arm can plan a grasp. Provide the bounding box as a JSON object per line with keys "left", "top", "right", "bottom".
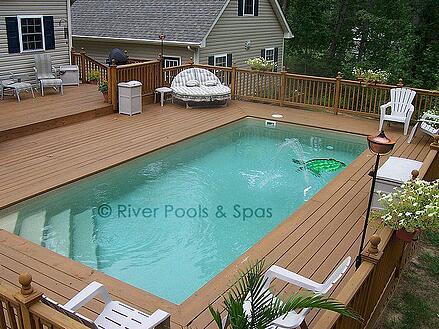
{"left": 171, "top": 68, "right": 231, "bottom": 107}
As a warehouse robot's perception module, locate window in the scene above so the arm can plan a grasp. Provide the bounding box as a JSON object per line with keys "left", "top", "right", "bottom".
{"left": 18, "top": 16, "right": 45, "bottom": 52}
{"left": 264, "top": 48, "right": 275, "bottom": 62}
{"left": 163, "top": 56, "right": 181, "bottom": 68}
{"left": 244, "top": 0, "right": 254, "bottom": 15}
{"left": 214, "top": 54, "right": 227, "bottom": 67}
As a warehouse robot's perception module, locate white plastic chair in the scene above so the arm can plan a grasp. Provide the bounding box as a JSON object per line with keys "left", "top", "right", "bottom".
{"left": 407, "top": 112, "right": 439, "bottom": 143}
{"left": 379, "top": 88, "right": 416, "bottom": 135}
{"left": 43, "top": 282, "right": 170, "bottom": 329}
{"left": 242, "top": 257, "right": 351, "bottom": 329}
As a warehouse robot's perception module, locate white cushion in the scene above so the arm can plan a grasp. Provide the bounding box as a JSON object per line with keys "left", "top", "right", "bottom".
{"left": 204, "top": 80, "right": 218, "bottom": 87}
{"left": 186, "top": 79, "right": 200, "bottom": 87}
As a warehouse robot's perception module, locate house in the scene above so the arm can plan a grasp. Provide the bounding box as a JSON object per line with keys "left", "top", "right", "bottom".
{"left": 71, "top": 0, "right": 292, "bottom": 70}
{"left": 0, "top": 0, "right": 73, "bottom": 82}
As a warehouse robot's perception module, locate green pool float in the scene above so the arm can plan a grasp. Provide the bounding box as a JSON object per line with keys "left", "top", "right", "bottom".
{"left": 293, "top": 158, "right": 346, "bottom": 176}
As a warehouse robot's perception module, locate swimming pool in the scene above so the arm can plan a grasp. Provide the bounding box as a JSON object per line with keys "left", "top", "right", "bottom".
{"left": 0, "top": 118, "right": 366, "bottom": 304}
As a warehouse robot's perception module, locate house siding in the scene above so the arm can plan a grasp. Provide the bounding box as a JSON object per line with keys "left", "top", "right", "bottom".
{"left": 199, "top": 0, "right": 285, "bottom": 71}
{"left": 72, "top": 39, "right": 194, "bottom": 65}
{"left": 0, "top": 0, "right": 71, "bottom": 82}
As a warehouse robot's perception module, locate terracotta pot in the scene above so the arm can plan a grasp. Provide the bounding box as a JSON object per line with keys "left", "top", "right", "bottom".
{"left": 395, "top": 229, "right": 419, "bottom": 242}
{"left": 102, "top": 92, "right": 108, "bottom": 102}
{"left": 90, "top": 80, "right": 99, "bottom": 85}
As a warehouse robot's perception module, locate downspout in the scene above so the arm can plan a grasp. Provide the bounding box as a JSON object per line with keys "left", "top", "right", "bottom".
{"left": 67, "top": 0, "right": 73, "bottom": 63}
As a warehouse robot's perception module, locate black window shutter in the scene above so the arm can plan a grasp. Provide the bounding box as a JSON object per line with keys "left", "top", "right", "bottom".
{"left": 238, "top": 0, "right": 243, "bottom": 16}
{"left": 208, "top": 56, "right": 214, "bottom": 66}
{"left": 5, "top": 17, "right": 20, "bottom": 54}
{"left": 43, "top": 16, "right": 55, "bottom": 50}
{"left": 261, "top": 49, "right": 265, "bottom": 58}
{"left": 227, "top": 53, "right": 233, "bottom": 67}
{"left": 274, "top": 47, "right": 279, "bottom": 62}
{"left": 254, "top": 0, "right": 259, "bottom": 16}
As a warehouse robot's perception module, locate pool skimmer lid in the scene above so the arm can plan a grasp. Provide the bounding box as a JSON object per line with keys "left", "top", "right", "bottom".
{"left": 272, "top": 114, "right": 283, "bottom": 118}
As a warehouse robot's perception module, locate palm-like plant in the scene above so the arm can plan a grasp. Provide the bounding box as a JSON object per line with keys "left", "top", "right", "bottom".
{"left": 209, "top": 261, "right": 361, "bottom": 329}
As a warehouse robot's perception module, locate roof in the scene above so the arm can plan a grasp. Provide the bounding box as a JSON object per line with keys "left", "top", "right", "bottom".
{"left": 71, "top": 0, "right": 292, "bottom": 46}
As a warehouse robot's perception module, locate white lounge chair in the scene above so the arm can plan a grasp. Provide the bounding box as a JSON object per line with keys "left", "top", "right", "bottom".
{"left": 407, "top": 112, "right": 439, "bottom": 143}
{"left": 171, "top": 68, "right": 231, "bottom": 108}
{"left": 379, "top": 88, "right": 416, "bottom": 135}
{"left": 34, "top": 54, "right": 63, "bottom": 96}
{"left": 242, "top": 257, "right": 351, "bottom": 329}
{"left": 42, "top": 281, "right": 170, "bottom": 329}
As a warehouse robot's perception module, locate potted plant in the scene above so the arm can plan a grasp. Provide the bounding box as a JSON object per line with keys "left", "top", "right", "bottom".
{"left": 98, "top": 80, "right": 109, "bottom": 102}
{"left": 89, "top": 70, "right": 101, "bottom": 84}
{"left": 209, "top": 261, "right": 360, "bottom": 329}
{"left": 352, "top": 67, "right": 390, "bottom": 85}
{"left": 245, "top": 57, "right": 275, "bottom": 72}
{"left": 374, "top": 179, "right": 439, "bottom": 242}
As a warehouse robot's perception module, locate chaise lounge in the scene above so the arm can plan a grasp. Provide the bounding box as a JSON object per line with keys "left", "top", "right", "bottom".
{"left": 171, "top": 68, "right": 231, "bottom": 108}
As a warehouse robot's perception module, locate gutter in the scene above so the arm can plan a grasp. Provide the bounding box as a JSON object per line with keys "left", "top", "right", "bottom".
{"left": 72, "top": 35, "right": 201, "bottom": 48}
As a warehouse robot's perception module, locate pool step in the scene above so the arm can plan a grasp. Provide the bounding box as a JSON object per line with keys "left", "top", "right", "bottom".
{"left": 0, "top": 212, "right": 19, "bottom": 233}
{"left": 43, "top": 210, "right": 71, "bottom": 257}
{"left": 18, "top": 210, "right": 46, "bottom": 245}
{"left": 71, "top": 209, "right": 98, "bottom": 269}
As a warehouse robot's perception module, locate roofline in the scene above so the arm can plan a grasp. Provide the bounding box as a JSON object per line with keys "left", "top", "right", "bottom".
{"left": 72, "top": 35, "right": 201, "bottom": 47}
{"left": 201, "top": 0, "right": 293, "bottom": 46}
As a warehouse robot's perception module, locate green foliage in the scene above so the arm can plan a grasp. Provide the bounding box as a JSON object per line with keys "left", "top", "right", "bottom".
{"left": 209, "top": 260, "right": 360, "bottom": 329}
{"left": 89, "top": 70, "right": 101, "bottom": 82}
{"left": 283, "top": 0, "right": 439, "bottom": 89}
{"left": 98, "top": 80, "right": 108, "bottom": 93}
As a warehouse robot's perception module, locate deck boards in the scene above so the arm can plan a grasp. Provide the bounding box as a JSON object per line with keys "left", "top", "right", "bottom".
{"left": 0, "top": 100, "right": 433, "bottom": 328}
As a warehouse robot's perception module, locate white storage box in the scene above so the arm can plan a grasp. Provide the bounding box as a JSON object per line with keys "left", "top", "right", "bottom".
{"left": 118, "top": 81, "right": 142, "bottom": 116}
{"left": 372, "top": 156, "right": 423, "bottom": 209}
{"left": 59, "top": 65, "right": 79, "bottom": 86}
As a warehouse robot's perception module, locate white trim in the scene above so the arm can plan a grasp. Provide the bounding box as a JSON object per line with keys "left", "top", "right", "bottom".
{"left": 214, "top": 53, "right": 227, "bottom": 67}
{"left": 72, "top": 34, "right": 200, "bottom": 47}
{"left": 264, "top": 47, "right": 275, "bottom": 61}
{"left": 67, "top": 0, "right": 73, "bottom": 59}
{"left": 243, "top": 0, "right": 255, "bottom": 16}
{"left": 17, "top": 15, "right": 46, "bottom": 53}
{"left": 163, "top": 56, "right": 181, "bottom": 68}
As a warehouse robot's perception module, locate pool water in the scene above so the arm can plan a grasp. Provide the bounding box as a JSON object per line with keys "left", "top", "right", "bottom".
{"left": 0, "top": 118, "right": 366, "bottom": 304}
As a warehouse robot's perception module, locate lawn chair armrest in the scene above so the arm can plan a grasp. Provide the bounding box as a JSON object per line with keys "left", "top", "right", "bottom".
{"left": 380, "top": 102, "right": 392, "bottom": 115}
{"left": 142, "top": 309, "right": 170, "bottom": 329}
{"left": 265, "top": 265, "right": 323, "bottom": 292}
{"left": 63, "top": 282, "right": 112, "bottom": 312}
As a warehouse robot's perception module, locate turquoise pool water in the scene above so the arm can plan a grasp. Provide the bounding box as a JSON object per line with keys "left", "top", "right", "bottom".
{"left": 0, "top": 118, "right": 366, "bottom": 304}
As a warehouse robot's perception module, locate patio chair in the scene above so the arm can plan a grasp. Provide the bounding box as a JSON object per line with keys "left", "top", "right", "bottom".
{"left": 407, "top": 112, "right": 439, "bottom": 143}
{"left": 42, "top": 281, "right": 170, "bottom": 329}
{"left": 236, "top": 257, "right": 351, "bottom": 329}
{"left": 379, "top": 88, "right": 416, "bottom": 135}
{"left": 171, "top": 68, "right": 231, "bottom": 108}
{"left": 1, "top": 73, "right": 35, "bottom": 101}
{"left": 34, "top": 54, "right": 63, "bottom": 96}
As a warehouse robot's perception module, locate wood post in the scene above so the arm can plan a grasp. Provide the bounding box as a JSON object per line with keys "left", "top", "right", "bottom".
{"left": 397, "top": 78, "right": 404, "bottom": 88}
{"left": 80, "top": 48, "right": 87, "bottom": 83}
{"left": 108, "top": 59, "right": 118, "bottom": 110}
{"left": 333, "top": 72, "right": 342, "bottom": 115}
{"left": 279, "top": 69, "right": 287, "bottom": 107}
{"left": 231, "top": 64, "right": 237, "bottom": 100}
{"left": 14, "top": 273, "right": 43, "bottom": 329}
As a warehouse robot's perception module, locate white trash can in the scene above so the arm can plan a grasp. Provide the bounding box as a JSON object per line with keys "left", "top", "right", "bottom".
{"left": 118, "top": 81, "right": 142, "bottom": 116}
{"left": 371, "top": 156, "right": 423, "bottom": 209}
{"left": 59, "top": 65, "right": 79, "bottom": 86}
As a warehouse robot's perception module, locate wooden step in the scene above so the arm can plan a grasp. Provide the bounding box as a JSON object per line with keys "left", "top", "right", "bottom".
{"left": 0, "top": 212, "right": 19, "bottom": 233}
{"left": 71, "top": 209, "right": 98, "bottom": 269}
{"left": 43, "top": 209, "right": 71, "bottom": 257}
{"left": 18, "top": 210, "right": 46, "bottom": 245}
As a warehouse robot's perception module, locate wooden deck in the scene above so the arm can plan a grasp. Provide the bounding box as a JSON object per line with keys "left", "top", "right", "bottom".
{"left": 0, "top": 100, "right": 433, "bottom": 329}
{"left": 0, "top": 83, "right": 112, "bottom": 142}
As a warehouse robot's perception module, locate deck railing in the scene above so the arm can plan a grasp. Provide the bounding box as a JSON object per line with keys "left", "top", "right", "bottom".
{"left": 163, "top": 63, "right": 439, "bottom": 118}
{"left": 71, "top": 49, "right": 108, "bottom": 83}
{"left": 313, "top": 138, "right": 439, "bottom": 329}
{"left": 0, "top": 274, "right": 89, "bottom": 329}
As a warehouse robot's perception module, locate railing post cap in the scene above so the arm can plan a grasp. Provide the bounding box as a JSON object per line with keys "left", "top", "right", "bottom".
{"left": 368, "top": 234, "right": 381, "bottom": 254}
{"left": 336, "top": 72, "right": 342, "bottom": 78}
{"left": 397, "top": 78, "right": 404, "bottom": 87}
{"left": 80, "top": 47, "right": 86, "bottom": 54}
{"left": 111, "top": 59, "right": 117, "bottom": 67}
{"left": 434, "top": 135, "right": 439, "bottom": 144}
{"left": 19, "top": 272, "right": 33, "bottom": 295}
{"left": 411, "top": 169, "right": 419, "bottom": 180}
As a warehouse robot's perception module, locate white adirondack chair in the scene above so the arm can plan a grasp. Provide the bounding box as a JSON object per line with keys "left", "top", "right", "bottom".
{"left": 42, "top": 282, "right": 170, "bottom": 329}
{"left": 407, "top": 112, "right": 439, "bottom": 143}
{"left": 379, "top": 88, "right": 416, "bottom": 135}
{"left": 238, "top": 257, "right": 351, "bottom": 329}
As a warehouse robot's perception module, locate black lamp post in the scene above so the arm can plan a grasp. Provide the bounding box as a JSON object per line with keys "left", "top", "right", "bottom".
{"left": 355, "top": 130, "right": 395, "bottom": 269}
{"left": 159, "top": 34, "right": 166, "bottom": 59}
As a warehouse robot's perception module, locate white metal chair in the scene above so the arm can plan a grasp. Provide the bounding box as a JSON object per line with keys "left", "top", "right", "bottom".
{"left": 407, "top": 112, "right": 439, "bottom": 143}
{"left": 42, "top": 282, "right": 170, "bottom": 329}
{"left": 34, "top": 54, "right": 63, "bottom": 96}
{"left": 379, "top": 88, "right": 416, "bottom": 135}
{"left": 243, "top": 257, "right": 351, "bottom": 329}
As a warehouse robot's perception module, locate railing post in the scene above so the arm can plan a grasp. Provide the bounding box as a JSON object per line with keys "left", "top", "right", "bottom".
{"left": 14, "top": 273, "right": 43, "bottom": 329}
{"left": 231, "top": 64, "right": 237, "bottom": 100}
{"left": 109, "top": 59, "right": 118, "bottom": 110}
{"left": 80, "top": 48, "right": 87, "bottom": 83}
{"left": 397, "top": 78, "right": 404, "bottom": 88}
{"left": 279, "top": 69, "right": 286, "bottom": 106}
{"left": 333, "top": 72, "right": 342, "bottom": 115}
